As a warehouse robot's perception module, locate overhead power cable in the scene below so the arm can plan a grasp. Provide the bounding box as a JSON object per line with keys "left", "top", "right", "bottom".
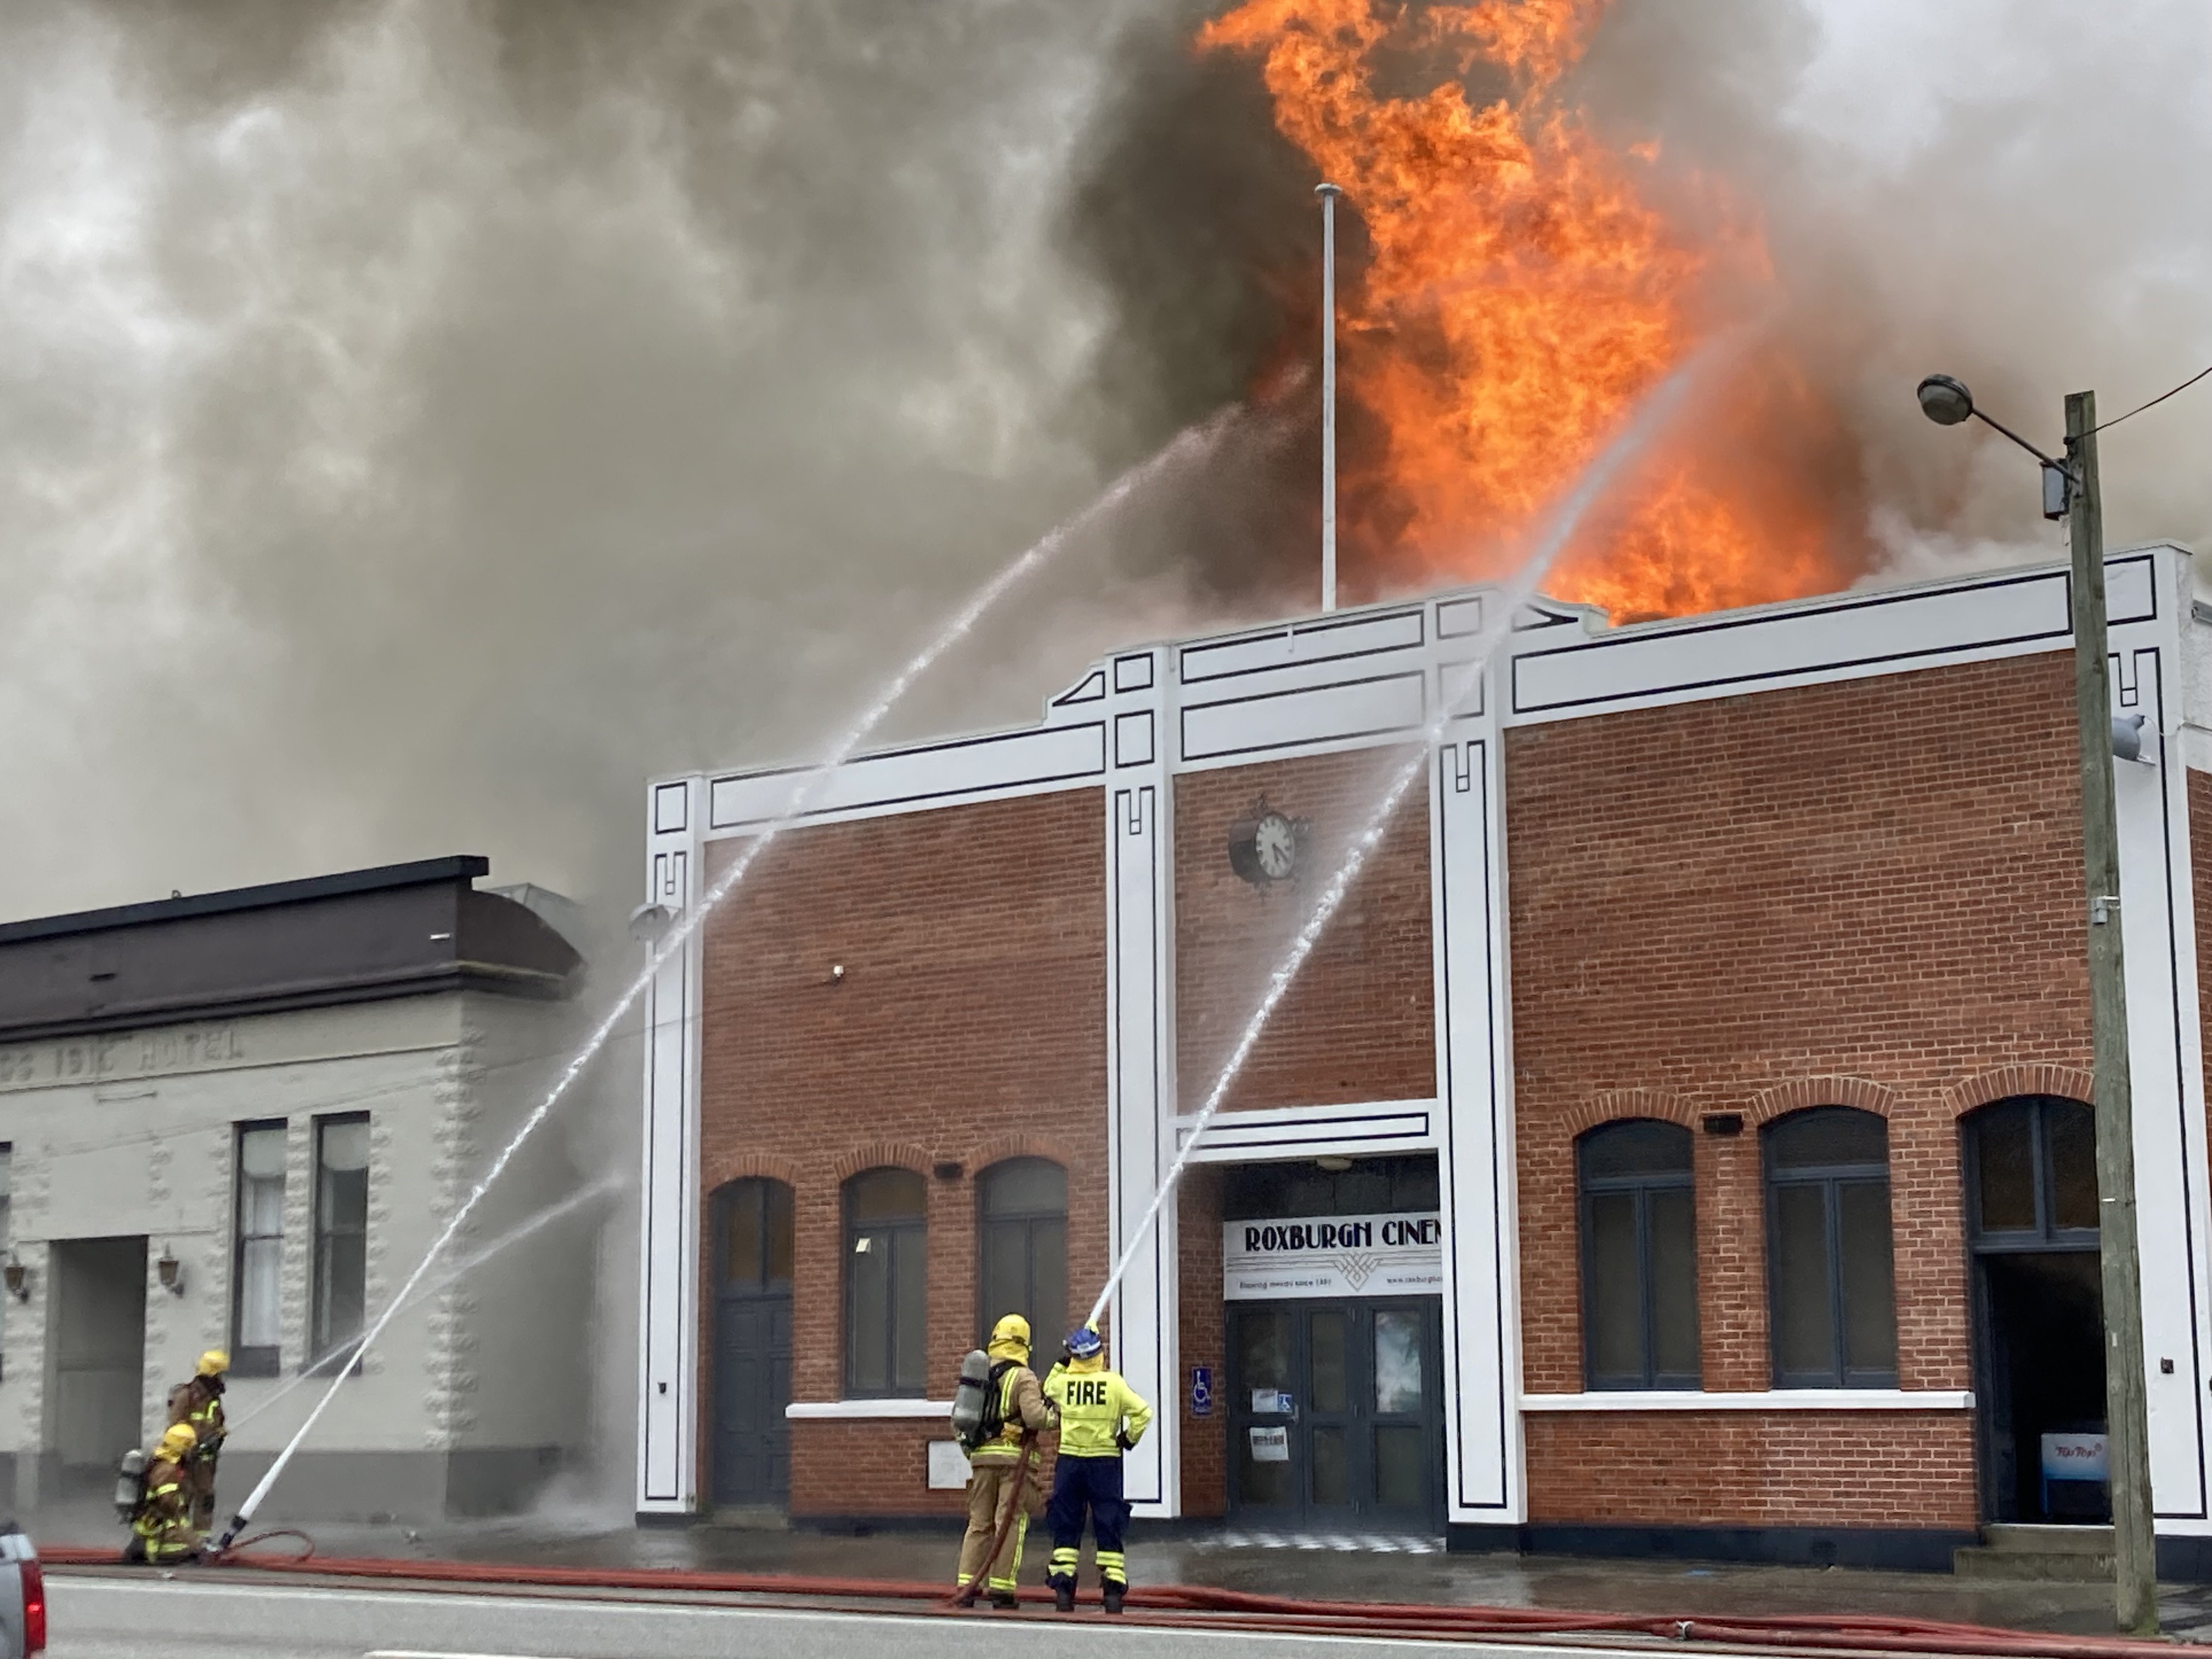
{"left": 2094, "top": 359, "right": 2212, "bottom": 434}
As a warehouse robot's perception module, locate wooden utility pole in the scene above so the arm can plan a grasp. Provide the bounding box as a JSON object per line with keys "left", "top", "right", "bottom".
{"left": 2069, "top": 388, "right": 2158, "bottom": 1635}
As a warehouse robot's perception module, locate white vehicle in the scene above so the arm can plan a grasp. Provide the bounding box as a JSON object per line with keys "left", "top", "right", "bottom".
{"left": 0, "top": 1527, "right": 44, "bottom": 1657}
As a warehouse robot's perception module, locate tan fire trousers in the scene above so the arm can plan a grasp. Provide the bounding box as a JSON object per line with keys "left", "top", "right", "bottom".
{"left": 956, "top": 1456, "right": 1044, "bottom": 1594}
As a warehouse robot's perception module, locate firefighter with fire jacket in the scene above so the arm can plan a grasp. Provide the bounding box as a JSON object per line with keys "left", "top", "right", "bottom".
{"left": 123, "top": 1423, "right": 202, "bottom": 1565}
{"left": 166, "top": 1348, "right": 229, "bottom": 1530}
{"left": 956, "top": 1314, "right": 1059, "bottom": 1606}
{"left": 1041, "top": 1325, "right": 1152, "bottom": 1613}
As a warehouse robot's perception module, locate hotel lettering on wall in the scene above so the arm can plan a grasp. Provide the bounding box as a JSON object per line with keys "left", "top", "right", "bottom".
{"left": 1222, "top": 1212, "right": 1444, "bottom": 1300}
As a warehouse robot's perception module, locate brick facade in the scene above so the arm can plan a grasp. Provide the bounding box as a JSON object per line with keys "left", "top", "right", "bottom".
{"left": 1508, "top": 653, "right": 2090, "bottom": 1525}
{"left": 1177, "top": 1166, "right": 1228, "bottom": 1517}
{"left": 695, "top": 789, "right": 1109, "bottom": 1515}
{"left": 680, "top": 623, "right": 2204, "bottom": 1550}
{"left": 1174, "top": 749, "right": 1435, "bottom": 1114}
{"left": 1523, "top": 1412, "right": 1979, "bottom": 1527}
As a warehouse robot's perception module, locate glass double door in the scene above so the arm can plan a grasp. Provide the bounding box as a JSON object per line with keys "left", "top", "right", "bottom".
{"left": 1228, "top": 1298, "right": 1442, "bottom": 1530}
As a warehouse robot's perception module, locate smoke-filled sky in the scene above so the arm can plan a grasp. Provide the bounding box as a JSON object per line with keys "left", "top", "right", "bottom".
{"left": 2, "top": 0, "right": 2208, "bottom": 924}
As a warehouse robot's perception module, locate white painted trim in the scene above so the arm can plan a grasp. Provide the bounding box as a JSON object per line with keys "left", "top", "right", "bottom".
{"left": 786, "top": 1399, "right": 953, "bottom": 1420}
{"left": 1521, "top": 1390, "right": 1973, "bottom": 1413}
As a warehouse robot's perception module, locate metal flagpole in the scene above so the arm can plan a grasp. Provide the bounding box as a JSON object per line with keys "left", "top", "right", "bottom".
{"left": 1317, "top": 181, "right": 1342, "bottom": 613}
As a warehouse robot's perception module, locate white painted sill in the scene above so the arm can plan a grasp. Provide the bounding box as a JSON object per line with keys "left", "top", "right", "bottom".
{"left": 1521, "top": 1389, "right": 1973, "bottom": 1412}
{"left": 787, "top": 1399, "right": 954, "bottom": 1420}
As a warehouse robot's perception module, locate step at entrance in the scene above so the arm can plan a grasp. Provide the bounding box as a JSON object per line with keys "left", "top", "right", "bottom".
{"left": 1953, "top": 1523, "right": 2115, "bottom": 1581}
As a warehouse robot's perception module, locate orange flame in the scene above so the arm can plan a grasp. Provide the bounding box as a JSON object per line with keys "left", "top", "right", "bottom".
{"left": 1199, "top": 0, "right": 1857, "bottom": 620}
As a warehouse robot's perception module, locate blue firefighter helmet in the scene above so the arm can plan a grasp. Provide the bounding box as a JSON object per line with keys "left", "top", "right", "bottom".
{"left": 1065, "top": 1325, "right": 1103, "bottom": 1360}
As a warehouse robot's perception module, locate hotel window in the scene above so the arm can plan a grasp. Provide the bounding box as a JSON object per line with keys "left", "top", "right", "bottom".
{"left": 977, "top": 1158, "right": 1066, "bottom": 1352}
{"left": 312, "top": 1114, "right": 370, "bottom": 1364}
{"left": 1576, "top": 1120, "right": 1700, "bottom": 1390}
{"left": 232, "top": 1122, "right": 286, "bottom": 1377}
{"left": 1764, "top": 1106, "right": 1897, "bottom": 1388}
{"left": 844, "top": 1167, "right": 927, "bottom": 1397}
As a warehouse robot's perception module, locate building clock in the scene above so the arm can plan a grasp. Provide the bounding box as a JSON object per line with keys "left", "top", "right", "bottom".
{"left": 1227, "top": 802, "right": 1306, "bottom": 887}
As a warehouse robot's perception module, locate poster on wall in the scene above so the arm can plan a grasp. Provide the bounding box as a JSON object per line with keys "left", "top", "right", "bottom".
{"left": 1222, "top": 1212, "right": 1444, "bottom": 1300}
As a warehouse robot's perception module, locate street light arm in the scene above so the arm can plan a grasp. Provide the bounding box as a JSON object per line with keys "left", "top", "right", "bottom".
{"left": 1971, "top": 407, "right": 2074, "bottom": 477}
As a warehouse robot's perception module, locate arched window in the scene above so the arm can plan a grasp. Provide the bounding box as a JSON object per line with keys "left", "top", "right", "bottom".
{"left": 1964, "top": 1096, "right": 2096, "bottom": 1243}
{"left": 1576, "top": 1120, "right": 1700, "bottom": 1390}
{"left": 715, "top": 1177, "right": 794, "bottom": 1293}
{"left": 844, "top": 1167, "right": 927, "bottom": 1397}
{"left": 977, "top": 1158, "right": 1067, "bottom": 1351}
{"left": 1764, "top": 1107, "right": 1897, "bottom": 1388}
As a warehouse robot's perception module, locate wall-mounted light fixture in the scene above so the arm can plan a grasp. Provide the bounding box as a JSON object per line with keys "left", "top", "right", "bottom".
{"left": 3, "top": 1252, "right": 27, "bottom": 1302}
{"left": 1314, "top": 1155, "right": 1353, "bottom": 1172}
{"left": 156, "top": 1245, "right": 185, "bottom": 1296}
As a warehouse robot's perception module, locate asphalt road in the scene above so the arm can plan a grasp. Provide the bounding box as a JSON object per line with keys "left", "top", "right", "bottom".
{"left": 45, "top": 1572, "right": 1705, "bottom": 1659}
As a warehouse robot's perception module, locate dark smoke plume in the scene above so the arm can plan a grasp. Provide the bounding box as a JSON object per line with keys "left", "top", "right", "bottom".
{"left": 4, "top": 0, "right": 2209, "bottom": 921}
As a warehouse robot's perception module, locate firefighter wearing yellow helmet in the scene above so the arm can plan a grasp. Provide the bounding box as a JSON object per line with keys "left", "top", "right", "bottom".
{"left": 123, "top": 1423, "right": 201, "bottom": 1564}
{"left": 953, "top": 1314, "right": 1058, "bottom": 1606}
{"left": 166, "top": 1348, "right": 229, "bottom": 1530}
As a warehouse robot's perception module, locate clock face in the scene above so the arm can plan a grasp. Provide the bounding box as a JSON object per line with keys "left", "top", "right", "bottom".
{"left": 1254, "top": 812, "right": 1297, "bottom": 879}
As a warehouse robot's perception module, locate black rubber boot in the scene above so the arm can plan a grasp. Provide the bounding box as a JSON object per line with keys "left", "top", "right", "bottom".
{"left": 1103, "top": 1582, "right": 1126, "bottom": 1615}
{"left": 1053, "top": 1580, "right": 1075, "bottom": 1613}
{"left": 988, "top": 1590, "right": 1019, "bottom": 1610}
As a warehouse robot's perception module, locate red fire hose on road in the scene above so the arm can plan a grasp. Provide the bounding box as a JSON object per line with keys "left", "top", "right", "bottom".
{"left": 40, "top": 1540, "right": 2194, "bottom": 1657}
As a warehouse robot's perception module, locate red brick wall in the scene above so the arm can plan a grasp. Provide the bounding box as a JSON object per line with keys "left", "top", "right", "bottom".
{"left": 1175, "top": 750, "right": 1434, "bottom": 1113}
{"left": 1508, "top": 653, "right": 2094, "bottom": 1526}
{"left": 1178, "top": 1166, "right": 1227, "bottom": 1516}
{"left": 696, "top": 788, "right": 1108, "bottom": 1515}
{"left": 1524, "top": 1412, "right": 1979, "bottom": 1527}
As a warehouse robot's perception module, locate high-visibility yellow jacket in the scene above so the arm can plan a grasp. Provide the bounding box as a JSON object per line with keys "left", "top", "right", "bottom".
{"left": 1042, "top": 1358, "right": 1152, "bottom": 1459}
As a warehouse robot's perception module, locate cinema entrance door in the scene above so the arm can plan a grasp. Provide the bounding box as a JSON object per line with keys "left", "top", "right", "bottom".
{"left": 1227, "top": 1298, "right": 1444, "bottom": 1530}
{"left": 1219, "top": 1155, "right": 1447, "bottom": 1532}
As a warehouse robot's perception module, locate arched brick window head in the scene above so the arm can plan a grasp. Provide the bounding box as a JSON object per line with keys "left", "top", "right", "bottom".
{"left": 1577, "top": 1120, "right": 1700, "bottom": 1390}
{"left": 844, "top": 1167, "right": 927, "bottom": 1397}
{"left": 1764, "top": 1107, "right": 1898, "bottom": 1389}
{"left": 977, "top": 1158, "right": 1068, "bottom": 1352}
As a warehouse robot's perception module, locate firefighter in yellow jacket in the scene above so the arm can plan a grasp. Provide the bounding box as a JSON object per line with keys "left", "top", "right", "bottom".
{"left": 123, "top": 1423, "right": 201, "bottom": 1565}
{"left": 956, "top": 1314, "right": 1059, "bottom": 1607}
{"left": 1040, "top": 1325, "right": 1152, "bottom": 1613}
{"left": 166, "top": 1348, "right": 229, "bottom": 1531}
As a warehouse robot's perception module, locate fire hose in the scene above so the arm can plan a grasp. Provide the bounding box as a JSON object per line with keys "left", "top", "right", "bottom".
{"left": 41, "top": 1538, "right": 2191, "bottom": 1657}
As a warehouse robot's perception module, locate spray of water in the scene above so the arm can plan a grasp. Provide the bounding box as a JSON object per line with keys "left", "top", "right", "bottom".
{"left": 1085, "top": 363, "right": 1707, "bottom": 1332}
{"left": 225, "top": 1175, "right": 626, "bottom": 1437}
{"left": 216, "top": 404, "right": 1246, "bottom": 1547}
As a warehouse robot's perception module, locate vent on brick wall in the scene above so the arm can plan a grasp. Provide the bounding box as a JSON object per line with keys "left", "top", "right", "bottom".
{"left": 1701, "top": 1113, "right": 1744, "bottom": 1137}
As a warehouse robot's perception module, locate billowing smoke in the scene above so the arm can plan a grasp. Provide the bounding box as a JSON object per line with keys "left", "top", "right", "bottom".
{"left": 10, "top": 1, "right": 2205, "bottom": 923}
{"left": 1066, "top": 0, "right": 2212, "bottom": 603}
{"left": 0, "top": 0, "right": 1299, "bottom": 927}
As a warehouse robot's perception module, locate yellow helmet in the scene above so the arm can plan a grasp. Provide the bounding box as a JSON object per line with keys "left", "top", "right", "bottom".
{"left": 157, "top": 1423, "right": 198, "bottom": 1461}
{"left": 989, "top": 1313, "right": 1031, "bottom": 1351}
{"left": 196, "top": 1349, "right": 230, "bottom": 1379}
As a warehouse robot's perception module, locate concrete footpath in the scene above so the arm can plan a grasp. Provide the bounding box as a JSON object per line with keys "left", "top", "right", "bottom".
{"left": 28, "top": 1496, "right": 2212, "bottom": 1647}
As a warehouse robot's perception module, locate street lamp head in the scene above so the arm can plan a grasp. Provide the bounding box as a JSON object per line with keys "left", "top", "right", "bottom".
{"left": 1314, "top": 181, "right": 1343, "bottom": 200}
{"left": 1916, "top": 373, "right": 1975, "bottom": 427}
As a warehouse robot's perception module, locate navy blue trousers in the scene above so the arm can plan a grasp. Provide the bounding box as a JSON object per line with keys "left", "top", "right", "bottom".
{"left": 1046, "top": 1455, "right": 1128, "bottom": 1584}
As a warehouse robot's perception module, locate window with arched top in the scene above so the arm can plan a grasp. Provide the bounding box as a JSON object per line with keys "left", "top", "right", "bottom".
{"left": 1764, "top": 1107, "right": 1897, "bottom": 1388}
{"left": 1964, "top": 1096, "right": 2097, "bottom": 1244}
{"left": 844, "top": 1167, "right": 927, "bottom": 1397}
{"left": 714, "top": 1177, "right": 794, "bottom": 1293}
{"left": 1577, "top": 1120, "right": 1700, "bottom": 1390}
{"left": 977, "top": 1158, "right": 1067, "bottom": 1351}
